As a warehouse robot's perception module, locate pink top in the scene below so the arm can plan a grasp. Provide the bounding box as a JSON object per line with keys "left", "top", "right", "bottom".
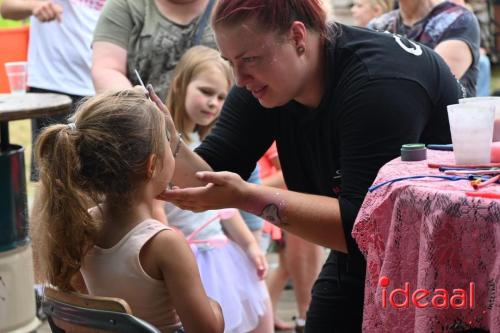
{"left": 352, "top": 150, "right": 500, "bottom": 332}
{"left": 258, "top": 141, "right": 278, "bottom": 179}
{"left": 81, "top": 219, "right": 181, "bottom": 332}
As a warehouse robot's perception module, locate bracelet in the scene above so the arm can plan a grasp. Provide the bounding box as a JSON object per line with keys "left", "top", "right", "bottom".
{"left": 173, "top": 133, "right": 183, "bottom": 158}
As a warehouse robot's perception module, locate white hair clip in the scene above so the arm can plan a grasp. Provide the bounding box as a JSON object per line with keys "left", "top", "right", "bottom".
{"left": 67, "top": 123, "right": 77, "bottom": 131}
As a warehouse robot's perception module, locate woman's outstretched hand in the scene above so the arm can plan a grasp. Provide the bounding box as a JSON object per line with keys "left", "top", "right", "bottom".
{"left": 156, "top": 171, "right": 249, "bottom": 212}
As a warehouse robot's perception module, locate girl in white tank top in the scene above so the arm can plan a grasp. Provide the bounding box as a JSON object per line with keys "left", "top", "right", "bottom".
{"left": 32, "top": 89, "right": 224, "bottom": 333}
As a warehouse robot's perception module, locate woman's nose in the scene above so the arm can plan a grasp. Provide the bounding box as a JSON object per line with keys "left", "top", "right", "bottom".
{"left": 233, "top": 65, "right": 250, "bottom": 87}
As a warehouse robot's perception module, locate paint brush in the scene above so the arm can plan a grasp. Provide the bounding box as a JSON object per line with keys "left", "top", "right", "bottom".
{"left": 134, "top": 69, "right": 151, "bottom": 101}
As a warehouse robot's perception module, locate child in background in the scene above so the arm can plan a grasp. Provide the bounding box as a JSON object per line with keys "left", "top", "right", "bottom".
{"left": 32, "top": 89, "right": 224, "bottom": 333}
{"left": 164, "top": 46, "right": 273, "bottom": 333}
{"left": 351, "top": 0, "right": 393, "bottom": 27}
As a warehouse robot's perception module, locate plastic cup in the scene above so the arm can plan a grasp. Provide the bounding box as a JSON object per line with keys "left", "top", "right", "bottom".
{"left": 4, "top": 61, "right": 27, "bottom": 95}
{"left": 447, "top": 103, "right": 495, "bottom": 165}
{"left": 459, "top": 96, "right": 500, "bottom": 141}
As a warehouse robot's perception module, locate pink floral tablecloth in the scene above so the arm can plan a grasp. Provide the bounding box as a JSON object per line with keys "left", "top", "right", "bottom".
{"left": 352, "top": 150, "right": 500, "bottom": 332}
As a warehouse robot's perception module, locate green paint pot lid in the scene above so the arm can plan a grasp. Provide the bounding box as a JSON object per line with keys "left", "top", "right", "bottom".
{"left": 401, "top": 143, "right": 425, "bottom": 150}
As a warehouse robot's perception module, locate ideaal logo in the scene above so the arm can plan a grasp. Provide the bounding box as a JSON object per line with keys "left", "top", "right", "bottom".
{"left": 379, "top": 276, "right": 475, "bottom": 309}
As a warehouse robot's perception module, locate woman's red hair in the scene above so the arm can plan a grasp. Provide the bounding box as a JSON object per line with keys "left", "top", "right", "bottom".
{"left": 212, "top": 0, "right": 327, "bottom": 35}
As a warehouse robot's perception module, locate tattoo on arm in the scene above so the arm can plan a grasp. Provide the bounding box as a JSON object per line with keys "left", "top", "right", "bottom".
{"left": 260, "top": 204, "right": 285, "bottom": 226}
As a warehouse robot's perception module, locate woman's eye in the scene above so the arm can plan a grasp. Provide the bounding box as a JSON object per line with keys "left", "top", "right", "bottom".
{"left": 242, "top": 57, "right": 257, "bottom": 63}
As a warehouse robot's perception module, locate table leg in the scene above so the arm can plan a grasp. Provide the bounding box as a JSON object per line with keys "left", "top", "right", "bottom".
{"left": 0, "top": 121, "right": 9, "bottom": 151}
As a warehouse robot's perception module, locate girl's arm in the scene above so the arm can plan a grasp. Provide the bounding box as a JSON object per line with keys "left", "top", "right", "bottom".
{"left": 144, "top": 230, "right": 224, "bottom": 333}
{"left": 260, "top": 170, "right": 285, "bottom": 188}
{"left": 220, "top": 212, "right": 268, "bottom": 279}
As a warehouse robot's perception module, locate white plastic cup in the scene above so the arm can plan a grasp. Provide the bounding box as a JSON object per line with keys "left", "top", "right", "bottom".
{"left": 447, "top": 103, "right": 495, "bottom": 165}
{"left": 4, "top": 61, "right": 27, "bottom": 95}
{"left": 459, "top": 96, "right": 500, "bottom": 141}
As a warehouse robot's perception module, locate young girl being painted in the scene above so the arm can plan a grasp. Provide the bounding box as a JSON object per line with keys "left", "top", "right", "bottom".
{"left": 32, "top": 89, "right": 224, "bottom": 333}
{"left": 164, "top": 45, "right": 273, "bottom": 333}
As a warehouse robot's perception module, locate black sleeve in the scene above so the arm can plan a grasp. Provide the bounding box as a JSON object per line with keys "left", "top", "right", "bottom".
{"left": 336, "top": 78, "right": 437, "bottom": 254}
{"left": 195, "top": 86, "right": 277, "bottom": 180}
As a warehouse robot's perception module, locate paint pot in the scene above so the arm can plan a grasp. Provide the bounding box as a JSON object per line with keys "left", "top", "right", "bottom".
{"left": 401, "top": 143, "right": 427, "bottom": 161}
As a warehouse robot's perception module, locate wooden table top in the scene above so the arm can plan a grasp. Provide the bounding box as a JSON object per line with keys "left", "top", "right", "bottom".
{"left": 0, "top": 93, "right": 72, "bottom": 122}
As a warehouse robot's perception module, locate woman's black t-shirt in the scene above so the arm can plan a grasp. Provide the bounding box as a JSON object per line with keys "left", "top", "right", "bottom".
{"left": 195, "top": 24, "right": 461, "bottom": 279}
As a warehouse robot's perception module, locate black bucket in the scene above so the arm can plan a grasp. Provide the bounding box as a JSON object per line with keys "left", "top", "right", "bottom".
{"left": 0, "top": 144, "right": 29, "bottom": 252}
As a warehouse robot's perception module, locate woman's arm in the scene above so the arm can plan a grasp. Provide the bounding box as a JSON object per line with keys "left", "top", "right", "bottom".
{"left": 158, "top": 172, "right": 348, "bottom": 252}
{"left": 92, "top": 41, "right": 132, "bottom": 93}
{"left": 220, "top": 211, "right": 268, "bottom": 279}
{"left": 434, "top": 40, "right": 473, "bottom": 80}
{"left": 148, "top": 231, "right": 224, "bottom": 333}
{"left": 0, "top": 0, "right": 62, "bottom": 22}
{"left": 433, "top": 9, "right": 479, "bottom": 80}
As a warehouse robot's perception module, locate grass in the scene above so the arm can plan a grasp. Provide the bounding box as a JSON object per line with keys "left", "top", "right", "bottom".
{"left": 0, "top": 12, "right": 27, "bottom": 28}
{"left": 9, "top": 119, "right": 35, "bottom": 201}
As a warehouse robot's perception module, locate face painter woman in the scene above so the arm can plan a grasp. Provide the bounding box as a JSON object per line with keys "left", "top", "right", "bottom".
{"left": 153, "top": 0, "right": 461, "bottom": 331}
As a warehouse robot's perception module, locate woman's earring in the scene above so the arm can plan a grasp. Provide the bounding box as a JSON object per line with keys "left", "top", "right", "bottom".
{"left": 297, "top": 46, "right": 305, "bottom": 55}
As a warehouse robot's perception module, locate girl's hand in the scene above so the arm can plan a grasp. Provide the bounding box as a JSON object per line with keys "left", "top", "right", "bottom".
{"left": 245, "top": 242, "right": 268, "bottom": 280}
{"left": 146, "top": 84, "right": 178, "bottom": 146}
{"left": 157, "top": 171, "right": 249, "bottom": 212}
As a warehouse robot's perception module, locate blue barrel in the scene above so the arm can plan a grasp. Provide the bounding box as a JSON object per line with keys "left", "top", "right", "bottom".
{"left": 0, "top": 144, "right": 29, "bottom": 252}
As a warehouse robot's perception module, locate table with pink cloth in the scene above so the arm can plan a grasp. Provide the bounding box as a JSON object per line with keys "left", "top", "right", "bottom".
{"left": 352, "top": 150, "right": 500, "bottom": 332}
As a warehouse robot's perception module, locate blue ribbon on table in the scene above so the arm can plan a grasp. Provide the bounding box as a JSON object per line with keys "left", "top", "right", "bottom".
{"left": 368, "top": 175, "right": 492, "bottom": 192}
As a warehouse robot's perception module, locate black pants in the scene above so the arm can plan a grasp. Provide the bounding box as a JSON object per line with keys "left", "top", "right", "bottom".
{"left": 306, "top": 251, "right": 366, "bottom": 333}
{"left": 29, "top": 87, "right": 85, "bottom": 181}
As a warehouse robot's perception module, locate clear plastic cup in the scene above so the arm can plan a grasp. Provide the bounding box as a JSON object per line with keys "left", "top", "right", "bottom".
{"left": 447, "top": 103, "right": 495, "bottom": 165}
{"left": 4, "top": 61, "right": 27, "bottom": 95}
{"left": 459, "top": 96, "right": 500, "bottom": 141}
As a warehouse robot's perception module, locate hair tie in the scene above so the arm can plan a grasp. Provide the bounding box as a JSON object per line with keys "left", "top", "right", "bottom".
{"left": 67, "top": 123, "right": 77, "bottom": 131}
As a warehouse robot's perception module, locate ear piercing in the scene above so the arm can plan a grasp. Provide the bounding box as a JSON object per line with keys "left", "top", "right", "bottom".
{"left": 297, "top": 46, "right": 305, "bottom": 55}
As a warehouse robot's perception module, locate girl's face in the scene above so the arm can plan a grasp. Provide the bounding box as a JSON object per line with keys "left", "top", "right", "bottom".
{"left": 183, "top": 68, "right": 229, "bottom": 132}
{"left": 214, "top": 19, "right": 308, "bottom": 108}
{"left": 351, "top": 0, "right": 381, "bottom": 27}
